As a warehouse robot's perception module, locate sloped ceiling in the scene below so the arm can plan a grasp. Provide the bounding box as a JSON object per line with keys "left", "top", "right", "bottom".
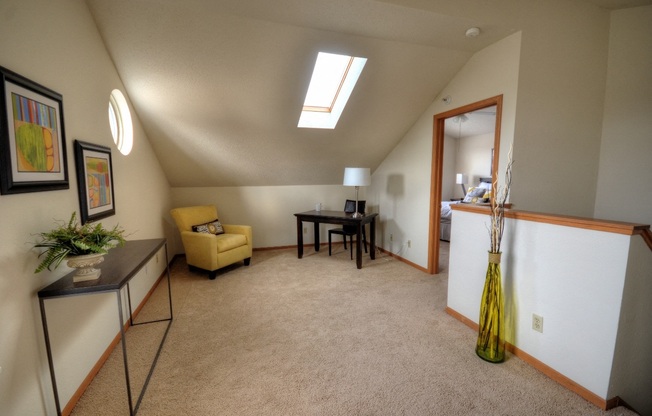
{"left": 85, "top": 0, "right": 649, "bottom": 187}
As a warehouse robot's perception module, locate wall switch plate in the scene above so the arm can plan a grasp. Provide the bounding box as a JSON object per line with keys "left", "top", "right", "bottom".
{"left": 532, "top": 313, "right": 544, "bottom": 333}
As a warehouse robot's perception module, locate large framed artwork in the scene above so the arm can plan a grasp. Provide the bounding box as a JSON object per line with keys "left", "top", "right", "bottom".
{"left": 0, "top": 66, "right": 69, "bottom": 194}
{"left": 74, "top": 140, "right": 115, "bottom": 224}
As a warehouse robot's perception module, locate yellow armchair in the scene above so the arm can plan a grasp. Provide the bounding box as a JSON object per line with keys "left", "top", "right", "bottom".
{"left": 170, "top": 205, "right": 252, "bottom": 279}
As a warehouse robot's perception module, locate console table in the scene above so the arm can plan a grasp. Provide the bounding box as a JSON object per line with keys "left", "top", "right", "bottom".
{"left": 295, "top": 210, "right": 378, "bottom": 269}
{"left": 38, "top": 238, "right": 173, "bottom": 416}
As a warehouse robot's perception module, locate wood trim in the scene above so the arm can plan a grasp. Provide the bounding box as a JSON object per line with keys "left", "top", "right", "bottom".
{"left": 642, "top": 228, "right": 652, "bottom": 251}
{"left": 429, "top": 95, "right": 504, "bottom": 275}
{"left": 444, "top": 307, "right": 621, "bottom": 411}
{"left": 62, "top": 324, "right": 127, "bottom": 416}
{"left": 256, "top": 245, "right": 430, "bottom": 274}
{"left": 62, "top": 270, "right": 169, "bottom": 415}
{"left": 378, "top": 247, "right": 429, "bottom": 273}
{"left": 452, "top": 204, "right": 650, "bottom": 236}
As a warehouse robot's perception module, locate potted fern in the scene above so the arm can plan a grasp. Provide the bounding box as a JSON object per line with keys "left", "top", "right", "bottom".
{"left": 34, "top": 212, "right": 126, "bottom": 282}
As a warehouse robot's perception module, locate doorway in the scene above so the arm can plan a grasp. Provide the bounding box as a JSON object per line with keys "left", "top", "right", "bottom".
{"left": 427, "top": 95, "right": 503, "bottom": 274}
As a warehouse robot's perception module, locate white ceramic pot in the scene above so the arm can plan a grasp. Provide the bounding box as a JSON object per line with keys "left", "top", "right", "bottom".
{"left": 67, "top": 253, "right": 105, "bottom": 282}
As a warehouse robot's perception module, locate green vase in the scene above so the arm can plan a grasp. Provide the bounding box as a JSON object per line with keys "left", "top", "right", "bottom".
{"left": 475, "top": 251, "right": 505, "bottom": 363}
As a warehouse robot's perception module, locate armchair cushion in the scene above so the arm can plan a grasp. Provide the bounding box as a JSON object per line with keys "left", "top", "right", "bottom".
{"left": 215, "top": 233, "right": 247, "bottom": 252}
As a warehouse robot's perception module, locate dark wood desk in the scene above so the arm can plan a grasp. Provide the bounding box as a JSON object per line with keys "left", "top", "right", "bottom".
{"left": 295, "top": 210, "right": 378, "bottom": 269}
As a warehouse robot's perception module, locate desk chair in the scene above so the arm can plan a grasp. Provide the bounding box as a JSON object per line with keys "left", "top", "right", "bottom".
{"left": 328, "top": 200, "right": 367, "bottom": 259}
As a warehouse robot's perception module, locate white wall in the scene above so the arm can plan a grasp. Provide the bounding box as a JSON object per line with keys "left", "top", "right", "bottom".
{"left": 0, "top": 0, "right": 172, "bottom": 414}
{"left": 610, "top": 237, "right": 652, "bottom": 416}
{"left": 369, "top": 31, "right": 521, "bottom": 268}
{"left": 594, "top": 5, "right": 652, "bottom": 226}
{"left": 170, "top": 185, "right": 358, "bottom": 250}
{"left": 447, "top": 208, "right": 651, "bottom": 410}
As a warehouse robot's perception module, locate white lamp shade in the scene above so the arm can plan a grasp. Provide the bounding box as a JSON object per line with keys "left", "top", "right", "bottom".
{"left": 455, "top": 173, "right": 467, "bottom": 185}
{"left": 343, "top": 167, "right": 371, "bottom": 186}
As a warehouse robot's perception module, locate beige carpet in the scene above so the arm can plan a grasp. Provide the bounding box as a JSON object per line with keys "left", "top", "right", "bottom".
{"left": 70, "top": 244, "right": 639, "bottom": 415}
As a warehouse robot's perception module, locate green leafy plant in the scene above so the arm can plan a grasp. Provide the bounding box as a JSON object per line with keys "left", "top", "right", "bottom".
{"left": 33, "top": 212, "right": 126, "bottom": 273}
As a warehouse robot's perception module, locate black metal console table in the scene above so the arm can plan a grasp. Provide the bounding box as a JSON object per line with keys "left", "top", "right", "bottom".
{"left": 38, "top": 238, "right": 173, "bottom": 415}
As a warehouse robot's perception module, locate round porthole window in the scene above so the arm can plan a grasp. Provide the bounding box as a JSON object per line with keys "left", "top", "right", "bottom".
{"left": 108, "top": 89, "right": 133, "bottom": 155}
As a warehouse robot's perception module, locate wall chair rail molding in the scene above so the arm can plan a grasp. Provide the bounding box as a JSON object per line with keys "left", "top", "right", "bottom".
{"left": 0, "top": 66, "right": 69, "bottom": 194}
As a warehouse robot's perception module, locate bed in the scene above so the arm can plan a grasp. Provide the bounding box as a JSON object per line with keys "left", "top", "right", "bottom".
{"left": 440, "top": 177, "right": 492, "bottom": 241}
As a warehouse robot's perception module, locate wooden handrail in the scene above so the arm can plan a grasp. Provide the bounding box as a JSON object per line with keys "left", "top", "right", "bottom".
{"left": 642, "top": 229, "right": 652, "bottom": 251}
{"left": 452, "top": 204, "right": 650, "bottom": 237}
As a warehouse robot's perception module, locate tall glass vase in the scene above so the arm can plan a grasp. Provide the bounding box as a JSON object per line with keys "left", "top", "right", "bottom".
{"left": 475, "top": 251, "right": 505, "bottom": 363}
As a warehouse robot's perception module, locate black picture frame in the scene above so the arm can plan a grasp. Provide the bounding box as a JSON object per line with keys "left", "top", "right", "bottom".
{"left": 0, "top": 66, "right": 69, "bottom": 194}
{"left": 74, "top": 140, "right": 115, "bottom": 224}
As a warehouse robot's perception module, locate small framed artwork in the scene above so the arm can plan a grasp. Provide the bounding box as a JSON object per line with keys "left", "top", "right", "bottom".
{"left": 0, "top": 66, "right": 69, "bottom": 194}
{"left": 74, "top": 140, "right": 115, "bottom": 224}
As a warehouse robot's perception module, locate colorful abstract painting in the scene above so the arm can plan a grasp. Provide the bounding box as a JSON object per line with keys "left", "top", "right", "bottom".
{"left": 74, "top": 140, "right": 115, "bottom": 224}
{"left": 85, "top": 156, "right": 111, "bottom": 209}
{"left": 11, "top": 93, "right": 61, "bottom": 173}
{"left": 1, "top": 66, "right": 68, "bottom": 194}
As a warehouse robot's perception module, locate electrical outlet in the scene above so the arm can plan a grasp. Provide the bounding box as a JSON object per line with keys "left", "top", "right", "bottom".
{"left": 407, "top": 240, "right": 411, "bottom": 248}
{"left": 532, "top": 313, "right": 543, "bottom": 333}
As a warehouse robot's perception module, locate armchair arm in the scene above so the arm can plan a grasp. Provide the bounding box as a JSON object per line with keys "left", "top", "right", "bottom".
{"left": 223, "top": 224, "right": 253, "bottom": 245}
{"left": 180, "top": 231, "right": 218, "bottom": 270}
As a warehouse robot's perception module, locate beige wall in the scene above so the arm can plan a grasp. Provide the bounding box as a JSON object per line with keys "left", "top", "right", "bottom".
{"left": 456, "top": 132, "right": 494, "bottom": 189}
{"left": 371, "top": 1, "right": 650, "bottom": 269}
{"left": 170, "top": 185, "right": 358, "bottom": 250}
{"left": 596, "top": 6, "right": 652, "bottom": 415}
{"left": 1, "top": 1, "right": 650, "bottom": 414}
{"left": 594, "top": 5, "right": 652, "bottom": 226}
{"left": 369, "top": 31, "right": 521, "bottom": 268}
{"left": 510, "top": 1, "right": 610, "bottom": 217}
{"left": 0, "top": 0, "right": 172, "bottom": 414}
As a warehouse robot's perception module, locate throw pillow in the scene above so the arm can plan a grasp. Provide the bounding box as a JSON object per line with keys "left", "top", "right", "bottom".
{"left": 463, "top": 187, "right": 487, "bottom": 203}
{"left": 192, "top": 219, "right": 225, "bottom": 235}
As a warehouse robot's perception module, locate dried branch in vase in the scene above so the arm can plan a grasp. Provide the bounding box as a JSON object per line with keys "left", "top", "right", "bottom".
{"left": 488, "top": 145, "right": 513, "bottom": 254}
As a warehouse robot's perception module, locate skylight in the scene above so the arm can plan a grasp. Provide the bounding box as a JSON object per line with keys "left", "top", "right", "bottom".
{"left": 298, "top": 52, "right": 367, "bottom": 129}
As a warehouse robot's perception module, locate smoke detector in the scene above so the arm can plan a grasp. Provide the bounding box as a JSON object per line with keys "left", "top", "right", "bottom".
{"left": 465, "top": 27, "right": 481, "bottom": 38}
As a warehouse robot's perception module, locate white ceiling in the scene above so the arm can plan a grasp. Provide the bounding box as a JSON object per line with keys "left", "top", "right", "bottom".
{"left": 444, "top": 106, "right": 497, "bottom": 139}
{"left": 85, "top": 0, "right": 651, "bottom": 187}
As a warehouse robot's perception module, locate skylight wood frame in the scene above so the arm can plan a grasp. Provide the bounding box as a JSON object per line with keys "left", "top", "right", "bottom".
{"left": 302, "top": 56, "right": 354, "bottom": 114}
{"left": 298, "top": 52, "right": 367, "bottom": 129}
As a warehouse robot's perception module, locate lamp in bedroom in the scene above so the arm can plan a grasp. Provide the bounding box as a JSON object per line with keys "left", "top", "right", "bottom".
{"left": 456, "top": 173, "right": 467, "bottom": 196}
{"left": 343, "top": 167, "right": 370, "bottom": 218}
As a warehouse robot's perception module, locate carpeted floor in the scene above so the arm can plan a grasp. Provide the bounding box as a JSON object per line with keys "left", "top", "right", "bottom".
{"left": 70, "top": 244, "right": 639, "bottom": 415}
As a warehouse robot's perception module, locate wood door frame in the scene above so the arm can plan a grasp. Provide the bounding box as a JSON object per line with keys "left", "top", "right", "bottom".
{"left": 427, "top": 95, "right": 503, "bottom": 274}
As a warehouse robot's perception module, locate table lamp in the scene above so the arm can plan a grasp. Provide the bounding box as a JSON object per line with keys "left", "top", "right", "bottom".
{"left": 343, "top": 167, "right": 370, "bottom": 218}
